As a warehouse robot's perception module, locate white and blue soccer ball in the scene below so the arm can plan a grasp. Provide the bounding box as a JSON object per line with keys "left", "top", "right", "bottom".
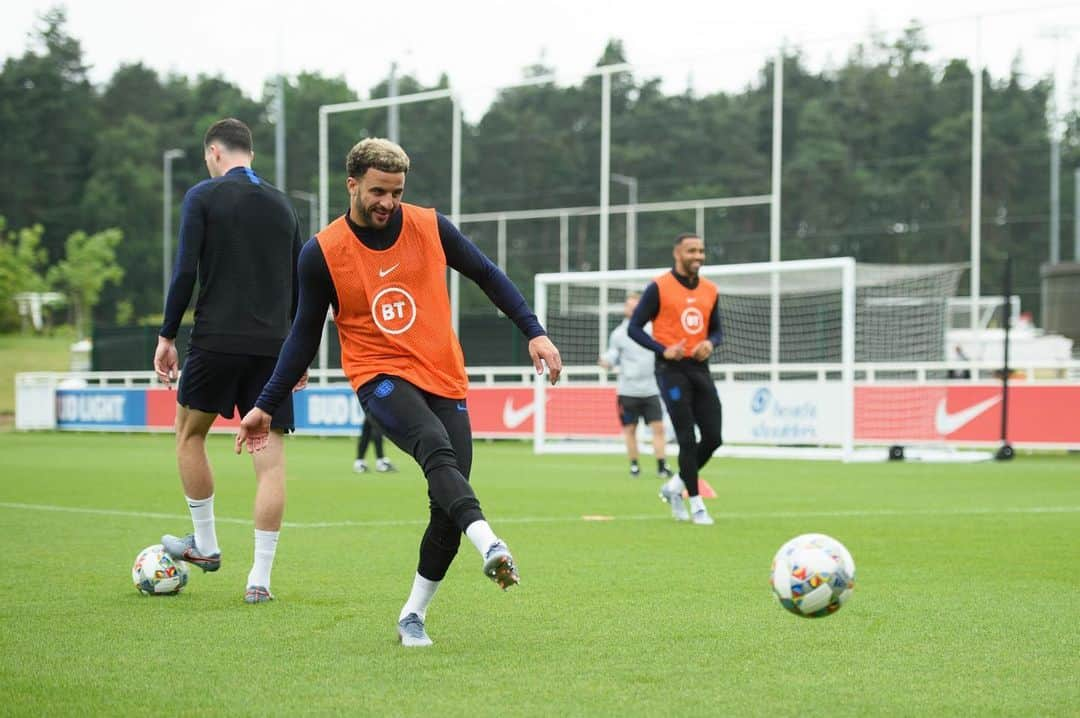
{"left": 132, "top": 544, "right": 189, "bottom": 595}
{"left": 770, "top": 533, "right": 855, "bottom": 618}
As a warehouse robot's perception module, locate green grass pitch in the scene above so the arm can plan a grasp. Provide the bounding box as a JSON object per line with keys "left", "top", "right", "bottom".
{"left": 1, "top": 432, "right": 1077, "bottom": 716}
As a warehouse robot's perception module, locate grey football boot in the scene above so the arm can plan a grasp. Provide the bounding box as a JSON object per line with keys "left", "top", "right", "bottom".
{"left": 397, "top": 613, "right": 434, "bottom": 647}
{"left": 161, "top": 533, "right": 221, "bottom": 572}
{"left": 244, "top": 586, "right": 274, "bottom": 604}
{"left": 482, "top": 541, "right": 520, "bottom": 590}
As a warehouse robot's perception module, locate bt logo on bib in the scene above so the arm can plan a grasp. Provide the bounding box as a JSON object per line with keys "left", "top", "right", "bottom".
{"left": 680, "top": 306, "right": 704, "bottom": 334}
{"left": 371, "top": 286, "right": 417, "bottom": 335}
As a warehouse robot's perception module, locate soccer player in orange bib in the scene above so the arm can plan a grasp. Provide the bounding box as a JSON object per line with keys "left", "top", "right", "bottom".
{"left": 628, "top": 233, "right": 722, "bottom": 526}
{"left": 236, "top": 138, "right": 562, "bottom": 647}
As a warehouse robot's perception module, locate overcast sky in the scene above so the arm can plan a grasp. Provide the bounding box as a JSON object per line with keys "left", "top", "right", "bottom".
{"left": 3, "top": 0, "right": 1078, "bottom": 117}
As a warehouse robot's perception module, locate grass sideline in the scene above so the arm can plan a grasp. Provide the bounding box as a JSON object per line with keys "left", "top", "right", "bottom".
{"left": 0, "top": 332, "right": 72, "bottom": 416}
{"left": 1, "top": 432, "right": 1077, "bottom": 715}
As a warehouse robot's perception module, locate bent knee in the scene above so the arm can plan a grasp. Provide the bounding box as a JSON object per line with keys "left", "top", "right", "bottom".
{"left": 417, "top": 440, "right": 459, "bottom": 473}
{"left": 701, "top": 431, "right": 723, "bottom": 450}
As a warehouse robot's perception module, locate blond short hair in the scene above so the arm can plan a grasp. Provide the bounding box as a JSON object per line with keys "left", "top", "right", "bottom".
{"left": 346, "top": 138, "right": 410, "bottom": 178}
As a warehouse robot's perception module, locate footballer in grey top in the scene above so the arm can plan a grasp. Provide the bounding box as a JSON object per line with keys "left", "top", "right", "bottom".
{"left": 601, "top": 319, "right": 660, "bottom": 398}
{"left": 599, "top": 292, "right": 673, "bottom": 480}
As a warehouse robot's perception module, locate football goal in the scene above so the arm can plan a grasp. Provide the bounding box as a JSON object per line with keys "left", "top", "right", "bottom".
{"left": 532, "top": 258, "right": 966, "bottom": 460}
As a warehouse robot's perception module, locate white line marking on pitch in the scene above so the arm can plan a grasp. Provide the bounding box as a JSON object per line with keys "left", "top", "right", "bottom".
{"left": 1, "top": 501, "right": 1078, "bottom": 529}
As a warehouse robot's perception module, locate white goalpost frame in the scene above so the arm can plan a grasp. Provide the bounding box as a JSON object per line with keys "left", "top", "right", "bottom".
{"left": 316, "top": 64, "right": 633, "bottom": 333}
{"left": 533, "top": 256, "right": 857, "bottom": 461}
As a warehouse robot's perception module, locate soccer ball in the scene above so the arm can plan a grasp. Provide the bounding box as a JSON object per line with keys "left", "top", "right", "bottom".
{"left": 132, "top": 544, "right": 189, "bottom": 595}
{"left": 770, "top": 533, "right": 855, "bottom": 618}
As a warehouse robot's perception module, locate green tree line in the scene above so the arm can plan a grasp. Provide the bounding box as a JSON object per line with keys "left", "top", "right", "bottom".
{"left": 1, "top": 8, "right": 1077, "bottom": 334}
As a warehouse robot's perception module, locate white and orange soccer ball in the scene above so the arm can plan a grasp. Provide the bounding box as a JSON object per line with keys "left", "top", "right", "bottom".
{"left": 132, "top": 544, "right": 189, "bottom": 595}
{"left": 770, "top": 533, "right": 855, "bottom": 618}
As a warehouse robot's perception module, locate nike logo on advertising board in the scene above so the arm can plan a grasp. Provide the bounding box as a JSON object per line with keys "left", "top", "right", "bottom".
{"left": 934, "top": 395, "right": 1002, "bottom": 435}
{"left": 378, "top": 263, "right": 400, "bottom": 278}
{"left": 502, "top": 398, "right": 536, "bottom": 428}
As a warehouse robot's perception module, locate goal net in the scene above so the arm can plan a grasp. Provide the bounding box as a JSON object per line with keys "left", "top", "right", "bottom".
{"left": 532, "top": 258, "right": 966, "bottom": 460}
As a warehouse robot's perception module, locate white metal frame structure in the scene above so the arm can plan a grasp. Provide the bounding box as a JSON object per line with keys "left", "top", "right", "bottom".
{"left": 316, "top": 58, "right": 785, "bottom": 331}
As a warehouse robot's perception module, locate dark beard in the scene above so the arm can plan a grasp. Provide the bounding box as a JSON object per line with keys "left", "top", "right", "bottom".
{"left": 355, "top": 202, "right": 389, "bottom": 228}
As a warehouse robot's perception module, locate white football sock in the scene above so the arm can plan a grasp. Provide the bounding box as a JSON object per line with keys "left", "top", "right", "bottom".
{"left": 689, "top": 495, "right": 707, "bottom": 513}
{"left": 246, "top": 529, "right": 279, "bottom": 589}
{"left": 464, "top": 520, "right": 500, "bottom": 556}
{"left": 186, "top": 494, "right": 220, "bottom": 555}
{"left": 400, "top": 573, "right": 441, "bottom": 621}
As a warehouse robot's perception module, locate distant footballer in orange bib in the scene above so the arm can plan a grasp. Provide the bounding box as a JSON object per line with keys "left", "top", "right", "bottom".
{"left": 629, "top": 233, "right": 724, "bottom": 526}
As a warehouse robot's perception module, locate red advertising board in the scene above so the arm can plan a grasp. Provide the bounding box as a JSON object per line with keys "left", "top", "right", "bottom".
{"left": 855, "top": 383, "right": 1080, "bottom": 444}
{"left": 134, "top": 382, "right": 1080, "bottom": 447}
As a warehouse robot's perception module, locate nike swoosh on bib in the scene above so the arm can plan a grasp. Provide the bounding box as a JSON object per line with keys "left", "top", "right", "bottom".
{"left": 378, "top": 263, "right": 400, "bottom": 278}
{"left": 934, "top": 395, "right": 1002, "bottom": 435}
{"left": 502, "top": 398, "right": 536, "bottom": 429}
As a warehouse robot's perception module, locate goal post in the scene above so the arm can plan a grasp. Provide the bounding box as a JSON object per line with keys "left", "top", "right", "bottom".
{"left": 533, "top": 258, "right": 965, "bottom": 461}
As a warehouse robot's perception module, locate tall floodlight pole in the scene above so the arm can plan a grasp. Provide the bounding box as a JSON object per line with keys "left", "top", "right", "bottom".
{"left": 1049, "top": 137, "right": 1058, "bottom": 265}
{"left": 600, "top": 71, "right": 612, "bottom": 273}
{"left": 1042, "top": 27, "right": 1072, "bottom": 266}
{"left": 388, "top": 62, "right": 400, "bottom": 142}
{"left": 319, "top": 107, "right": 329, "bottom": 229}
{"left": 450, "top": 95, "right": 462, "bottom": 333}
{"left": 275, "top": 74, "right": 286, "bottom": 191}
{"left": 599, "top": 68, "right": 613, "bottom": 355}
{"left": 971, "top": 17, "right": 983, "bottom": 334}
{"left": 162, "top": 148, "right": 185, "bottom": 303}
{"left": 769, "top": 46, "right": 784, "bottom": 376}
{"left": 611, "top": 173, "right": 638, "bottom": 269}
{"left": 1050, "top": 136, "right": 1061, "bottom": 264}
{"left": 770, "top": 46, "right": 783, "bottom": 264}
{"left": 290, "top": 190, "right": 318, "bottom": 238}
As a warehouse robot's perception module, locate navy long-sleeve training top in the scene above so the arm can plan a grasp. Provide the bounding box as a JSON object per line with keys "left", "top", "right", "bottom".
{"left": 160, "top": 166, "right": 302, "bottom": 356}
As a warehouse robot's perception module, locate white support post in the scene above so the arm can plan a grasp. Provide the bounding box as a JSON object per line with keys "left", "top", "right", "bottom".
{"left": 971, "top": 16, "right": 983, "bottom": 335}
{"left": 611, "top": 173, "right": 637, "bottom": 269}
{"left": 162, "top": 148, "right": 184, "bottom": 304}
{"left": 318, "top": 107, "right": 331, "bottom": 381}
{"left": 599, "top": 69, "right": 613, "bottom": 357}
{"left": 1051, "top": 138, "right": 1061, "bottom": 264}
{"left": 275, "top": 74, "right": 287, "bottom": 191}
{"left": 770, "top": 46, "right": 784, "bottom": 380}
{"left": 387, "top": 62, "right": 399, "bottom": 143}
{"left": 533, "top": 274, "right": 549, "bottom": 454}
{"left": 840, "top": 258, "right": 856, "bottom": 461}
{"left": 559, "top": 210, "right": 569, "bottom": 313}
{"left": 497, "top": 215, "right": 507, "bottom": 272}
{"left": 318, "top": 107, "right": 329, "bottom": 229}
{"left": 770, "top": 46, "right": 783, "bottom": 262}
{"left": 451, "top": 96, "right": 462, "bottom": 334}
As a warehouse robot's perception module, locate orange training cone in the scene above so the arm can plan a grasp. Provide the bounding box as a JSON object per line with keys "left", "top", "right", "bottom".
{"left": 683, "top": 479, "right": 717, "bottom": 499}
